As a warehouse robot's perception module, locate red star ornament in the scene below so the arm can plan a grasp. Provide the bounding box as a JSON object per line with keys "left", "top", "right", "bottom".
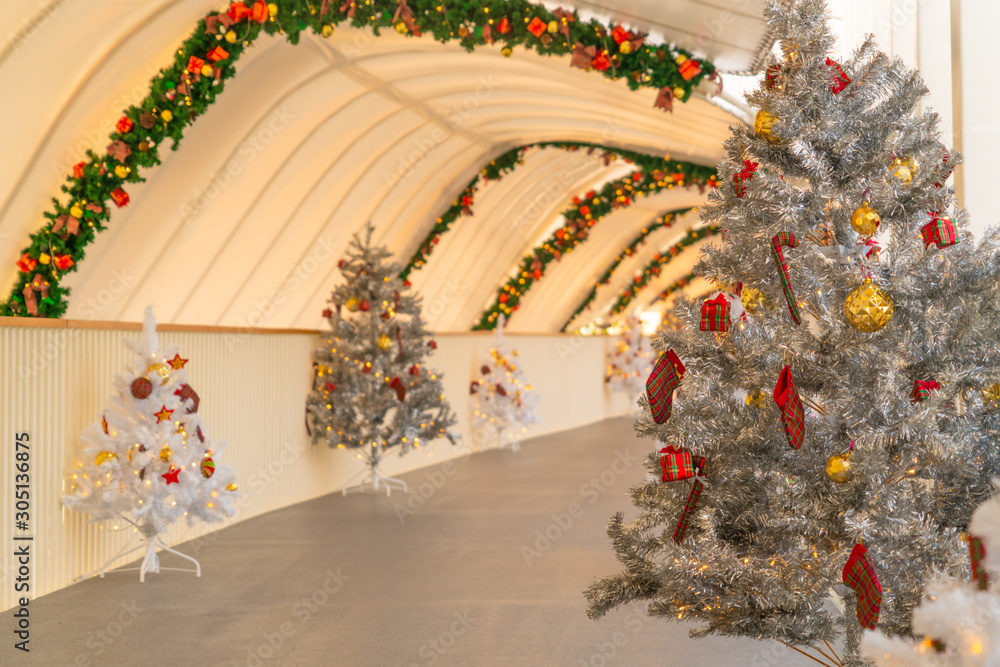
{"left": 162, "top": 466, "right": 181, "bottom": 485}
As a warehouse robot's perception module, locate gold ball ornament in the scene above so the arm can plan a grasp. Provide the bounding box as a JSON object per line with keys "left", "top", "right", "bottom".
{"left": 161, "top": 110, "right": 173, "bottom": 122}
{"left": 377, "top": 334, "right": 393, "bottom": 351}
{"left": 850, "top": 202, "right": 881, "bottom": 235}
{"left": 619, "top": 41, "right": 632, "bottom": 54}
{"left": 825, "top": 452, "right": 853, "bottom": 483}
{"left": 395, "top": 21, "right": 408, "bottom": 33}
{"left": 321, "top": 25, "right": 333, "bottom": 37}
{"left": 114, "top": 165, "right": 129, "bottom": 178}
{"left": 147, "top": 363, "right": 170, "bottom": 384}
{"left": 345, "top": 297, "right": 360, "bottom": 312}
{"left": 501, "top": 47, "right": 513, "bottom": 57}
{"left": 889, "top": 157, "right": 916, "bottom": 185}
{"left": 159, "top": 446, "right": 173, "bottom": 462}
{"left": 225, "top": 30, "right": 238, "bottom": 43}
{"left": 740, "top": 287, "right": 768, "bottom": 314}
{"left": 547, "top": 20, "right": 559, "bottom": 34}
{"left": 70, "top": 205, "right": 83, "bottom": 218}
{"left": 95, "top": 451, "right": 118, "bottom": 466}
{"left": 754, "top": 109, "right": 779, "bottom": 144}
{"left": 844, "top": 277, "right": 894, "bottom": 333}
{"left": 267, "top": 3, "right": 278, "bottom": 15}
{"left": 226, "top": 483, "right": 238, "bottom": 492}
{"left": 201, "top": 64, "right": 214, "bottom": 77}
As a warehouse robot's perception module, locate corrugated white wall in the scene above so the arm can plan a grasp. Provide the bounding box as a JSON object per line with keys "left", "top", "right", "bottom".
{"left": 0, "top": 321, "right": 630, "bottom": 611}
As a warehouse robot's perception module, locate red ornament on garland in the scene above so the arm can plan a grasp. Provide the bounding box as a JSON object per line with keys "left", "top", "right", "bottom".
{"left": 130, "top": 377, "right": 153, "bottom": 399}
{"left": 228, "top": 2, "right": 250, "bottom": 21}
{"left": 186, "top": 55, "right": 206, "bottom": 73}
{"left": 527, "top": 17, "right": 547, "bottom": 38}
{"left": 73, "top": 162, "right": 86, "bottom": 179}
{"left": 111, "top": 188, "right": 130, "bottom": 208}
{"left": 16, "top": 254, "right": 38, "bottom": 273}
{"left": 249, "top": 1, "right": 269, "bottom": 23}
{"left": 116, "top": 116, "right": 133, "bottom": 134}
{"left": 592, "top": 50, "right": 611, "bottom": 71}
{"left": 207, "top": 45, "right": 229, "bottom": 62}
{"left": 497, "top": 17, "right": 511, "bottom": 34}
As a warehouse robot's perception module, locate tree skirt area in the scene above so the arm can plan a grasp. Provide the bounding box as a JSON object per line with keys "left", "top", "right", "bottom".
{"left": 2, "top": 417, "right": 818, "bottom": 666}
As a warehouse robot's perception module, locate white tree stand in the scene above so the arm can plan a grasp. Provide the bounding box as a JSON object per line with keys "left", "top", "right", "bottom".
{"left": 83, "top": 522, "right": 201, "bottom": 583}
{"left": 342, "top": 464, "right": 407, "bottom": 497}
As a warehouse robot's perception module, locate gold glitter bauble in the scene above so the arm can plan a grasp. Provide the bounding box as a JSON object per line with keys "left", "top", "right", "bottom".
{"left": 982, "top": 384, "right": 1000, "bottom": 406}
{"left": 395, "top": 21, "right": 408, "bottom": 33}
{"left": 159, "top": 445, "right": 173, "bottom": 462}
{"left": 850, "top": 202, "right": 881, "bottom": 235}
{"left": 377, "top": 334, "right": 393, "bottom": 351}
{"left": 825, "top": 452, "right": 853, "bottom": 483}
{"left": 741, "top": 287, "right": 768, "bottom": 313}
{"left": 844, "top": 277, "right": 894, "bottom": 333}
{"left": 754, "top": 109, "right": 779, "bottom": 144}
{"left": 889, "top": 157, "right": 916, "bottom": 185}
{"left": 147, "top": 363, "right": 170, "bottom": 384}
{"left": 95, "top": 451, "right": 118, "bottom": 466}
{"left": 345, "top": 297, "right": 360, "bottom": 312}
{"left": 226, "top": 483, "right": 238, "bottom": 492}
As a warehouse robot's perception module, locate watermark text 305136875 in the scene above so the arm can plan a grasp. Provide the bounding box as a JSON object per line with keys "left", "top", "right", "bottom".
{"left": 13, "top": 431, "right": 31, "bottom": 653}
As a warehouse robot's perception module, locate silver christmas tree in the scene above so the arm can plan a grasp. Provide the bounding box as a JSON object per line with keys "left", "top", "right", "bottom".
{"left": 306, "top": 225, "right": 457, "bottom": 495}
{"left": 585, "top": 2, "right": 1000, "bottom": 665}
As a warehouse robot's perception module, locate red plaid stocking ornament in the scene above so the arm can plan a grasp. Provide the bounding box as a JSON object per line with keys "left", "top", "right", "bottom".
{"left": 842, "top": 544, "right": 881, "bottom": 629}
{"left": 772, "top": 365, "right": 804, "bottom": 449}
{"left": 647, "top": 350, "right": 685, "bottom": 423}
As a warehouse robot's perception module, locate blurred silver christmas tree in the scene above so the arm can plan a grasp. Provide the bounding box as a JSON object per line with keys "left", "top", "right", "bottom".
{"left": 306, "top": 224, "right": 457, "bottom": 495}
{"left": 585, "top": 1, "right": 1000, "bottom": 665}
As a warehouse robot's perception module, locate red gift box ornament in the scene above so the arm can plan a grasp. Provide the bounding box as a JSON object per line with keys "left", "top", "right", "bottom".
{"left": 497, "top": 17, "right": 511, "bottom": 34}
{"left": 207, "top": 46, "right": 229, "bottom": 62}
{"left": 186, "top": 55, "right": 206, "bottom": 73}
{"left": 921, "top": 212, "right": 957, "bottom": 249}
{"left": 843, "top": 544, "right": 882, "bottom": 630}
{"left": 765, "top": 64, "right": 783, "bottom": 90}
{"left": 527, "top": 16, "right": 547, "bottom": 38}
{"left": 647, "top": 350, "right": 685, "bottom": 423}
{"left": 228, "top": 2, "right": 250, "bottom": 21}
{"left": 700, "top": 293, "right": 731, "bottom": 332}
{"left": 116, "top": 116, "right": 133, "bottom": 134}
{"left": 911, "top": 379, "right": 941, "bottom": 404}
{"left": 677, "top": 57, "right": 702, "bottom": 81}
{"left": 734, "top": 159, "right": 758, "bottom": 197}
{"left": 250, "top": 1, "right": 269, "bottom": 23}
{"left": 826, "top": 58, "right": 851, "bottom": 94}
{"left": 771, "top": 232, "right": 802, "bottom": 325}
{"left": 659, "top": 446, "right": 707, "bottom": 543}
{"left": 773, "top": 365, "right": 805, "bottom": 449}
{"left": 592, "top": 49, "right": 611, "bottom": 72}
{"left": 16, "top": 253, "right": 38, "bottom": 273}
{"left": 53, "top": 254, "right": 74, "bottom": 271}
{"left": 111, "top": 188, "right": 130, "bottom": 208}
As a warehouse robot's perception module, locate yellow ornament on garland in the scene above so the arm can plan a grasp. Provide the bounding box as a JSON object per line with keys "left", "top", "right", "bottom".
{"left": 889, "top": 156, "right": 916, "bottom": 185}
{"left": 114, "top": 165, "right": 129, "bottom": 178}
{"left": 321, "top": 25, "right": 333, "bottom": 38}
{"left": 377, "top": 334, "right": 393, "bottom": 351}
{"left": 825, "top": 452, "right": 853, "bottom": 483}
{"left": 161, "top": 110, "right": 173, "bottom": 123}
{"left": 844, "top": 277, "right": 894, "bottom": 333}
{"left": 501, "top": 47, "right": 513, "bottom": 57}
{"left": 225, "top": 30, "right": 238, "bottom": 43}
{"left": 345, "top": 297, "right": 360, "bottom": 312}
{"left": 95, "top": 451, "right": 118, "bottom": 466}
{"left": 754, "top": 109, "right": 779, "bottom": 144}
{"left": 850, "top": 202, "right": 881, "bottom": 235}
{"left": 395, "top": 21, "right": 408, "bottom": 33}
{"left": 619, "top": 41, "right": 632, "bottom": 54}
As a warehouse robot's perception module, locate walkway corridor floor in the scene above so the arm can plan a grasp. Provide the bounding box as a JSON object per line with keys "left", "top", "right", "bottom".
{"left": 4, "top": 417, "right": 815, "bottom": 666}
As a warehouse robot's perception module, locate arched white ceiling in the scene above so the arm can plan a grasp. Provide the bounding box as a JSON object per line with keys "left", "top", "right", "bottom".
{"left": 0, "top": 0, "right": 764, "bottom": 331}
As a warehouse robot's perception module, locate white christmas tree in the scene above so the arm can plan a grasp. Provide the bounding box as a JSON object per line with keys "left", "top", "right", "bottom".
{"left": 469, "top": 314, "right": 540, "bottom": 451}
{"left": 604, "top": 312, "right": 652, "bottom": 399}
{"left": 63, "top": 306, "right": 239, "bottom": 581}
{"left": 863, "top": 487, "right": 1000, "bottom": 666}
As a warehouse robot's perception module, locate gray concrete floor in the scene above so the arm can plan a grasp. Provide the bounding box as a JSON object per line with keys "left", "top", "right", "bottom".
{"left": 2, "top": 417, "right": 818, "bottom": 666}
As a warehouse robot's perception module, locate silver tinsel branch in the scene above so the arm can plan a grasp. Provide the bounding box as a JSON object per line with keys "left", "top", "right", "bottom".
{"left": 305, "top": 224, "right": 457, "bottom": 473}
{"left": 585, "top": 1, "right": 1000, "bottom": 666}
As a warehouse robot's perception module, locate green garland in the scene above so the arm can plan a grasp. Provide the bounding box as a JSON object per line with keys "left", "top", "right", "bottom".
{"left": 606, "top": 225, "right": 719, "bottom": 317}
{"left": 400, "top": 143, "right": 702, "bottom": 282}
{"left": 559, "top": 206, "right": 693, "bottom": 331}
{"left": 2, "top": 0, "right": 719, "bottom": 318}
{"left": 652, "top": 271, "right": 698, "bottom": 304}
{"left": 474, "top": 160, "right": 717, "bottom": 329}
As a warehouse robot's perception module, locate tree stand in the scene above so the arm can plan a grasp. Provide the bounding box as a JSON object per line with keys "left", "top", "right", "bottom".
{"left": 497, "top": 428, "right": 521, "bottom": 452}
{"left": 342, "top": 461, "right": 407, "bottom": 497}
{"left": 84, "top": 523, "right": 201, "bottom": 583}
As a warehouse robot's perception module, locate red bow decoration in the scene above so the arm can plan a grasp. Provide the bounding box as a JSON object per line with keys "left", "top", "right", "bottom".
{"left": 653, "top": 87, "right": 673, "bottom": 113}
{"left": 734, "top": 159, "right": 758, "bottom": 198}
{"left": 205, "top": 13, "right": 234, "bottom": 34}
{"left": 843, "top": 544, "right": 881, "bottom": 629}
{"left": 392, "top": 0, "right": 421, "bottom": 35}
{"left": 551, "top": 8, "right": 575, "bottom": 39}
{"left": 52, "top": 214, "right": 80, "bottom": 236}
{"left": 659, "top": 446, "right": 707, "bottom": 543}
{"left": 570, "top": 43, "right": 596, "bottom": 70}
{"left": 22, "top": 274, "right": 50, "bottom": 316}
{"left": 339, "top": 0, "right": 356, "bottom": 19}
{"left": 826, "top": 58, "right": 851, "bottom": 94}
{"left": 911, "top": 379, "right": 941, "bottom": 404}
